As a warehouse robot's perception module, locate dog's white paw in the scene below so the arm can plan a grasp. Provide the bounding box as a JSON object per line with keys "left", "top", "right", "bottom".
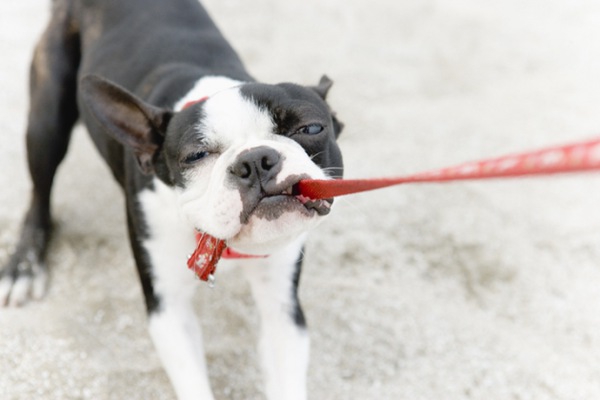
{"left": 0, "top": 251, "right": 48, "bottom": 307}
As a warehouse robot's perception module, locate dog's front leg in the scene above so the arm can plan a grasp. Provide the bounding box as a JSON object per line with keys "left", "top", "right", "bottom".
{"left": 148, "top": 291, "right": 214, "bottom": 400}
{"left": 128, "top": 194, "right": 215, "bottom": 400}
{"left": 243, "top": 239, "right": 310, "bottom": 400}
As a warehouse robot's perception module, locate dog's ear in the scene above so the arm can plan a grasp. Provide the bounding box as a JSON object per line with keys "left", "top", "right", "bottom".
{"left": 311, "top": 75, "right": 334, "bottom": 100}
{"left": 80, "top": 74, "right": 173, "bottom": 174}
{"left": 310, "top": 75, "right": 344, "bottom": 138}
{"left": 310, "top": 75, "right": 344, "bottom": 139}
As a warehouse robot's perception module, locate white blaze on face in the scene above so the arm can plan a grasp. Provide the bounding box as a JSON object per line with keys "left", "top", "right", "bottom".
{"left": 175, "top": 83, "right": 329, "bottom": 254}
{"left": 173, "top": 76, "right": 243, "bottom": 112}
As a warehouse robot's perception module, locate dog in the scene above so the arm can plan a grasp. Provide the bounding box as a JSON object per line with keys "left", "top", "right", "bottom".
{"left": 0, "top": 0, "right": 343, "bottom": 398}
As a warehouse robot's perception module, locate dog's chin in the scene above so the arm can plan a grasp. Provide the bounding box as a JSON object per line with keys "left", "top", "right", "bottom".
{"left": 247, "top": 194, "right": 330, "bottom": 221}
{"left": 227, "top": 196, "right": 330, "bottom": 255}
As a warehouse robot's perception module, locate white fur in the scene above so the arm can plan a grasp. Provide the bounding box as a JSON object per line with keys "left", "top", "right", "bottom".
{"left": 198, "top": 86, "right": 275, "bottom": 146}
{"left": 148, "top": 305, "right": 214, "bottom": 400}
{"left": 173, "top": 76, "right": 243, "bottom": 111}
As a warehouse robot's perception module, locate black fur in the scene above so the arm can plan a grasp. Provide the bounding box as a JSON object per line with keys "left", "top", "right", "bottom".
{"left": 292, "top": 250, "right": 307, "bottom": 328}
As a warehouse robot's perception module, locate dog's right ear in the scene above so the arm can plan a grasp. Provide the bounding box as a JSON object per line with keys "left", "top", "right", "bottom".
{"left": 80, "top": 75, "right": 173, "bottom": 174}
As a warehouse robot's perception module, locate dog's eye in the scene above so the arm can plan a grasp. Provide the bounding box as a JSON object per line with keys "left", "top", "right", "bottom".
{"left": 183, "top": 151, "right": 209, "bottom": 165}
{"left": 298, "top": 124, "right": 324, "bottom": 135}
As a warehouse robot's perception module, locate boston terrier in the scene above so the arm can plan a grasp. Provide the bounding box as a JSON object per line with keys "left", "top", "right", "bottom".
{"left": 0, "top": 0, "right": 343, "bottom": 399}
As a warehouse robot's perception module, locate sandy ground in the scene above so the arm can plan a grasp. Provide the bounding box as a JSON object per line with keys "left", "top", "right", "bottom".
{"left": 2, "top": 0, "right": 600, "bottom": 399}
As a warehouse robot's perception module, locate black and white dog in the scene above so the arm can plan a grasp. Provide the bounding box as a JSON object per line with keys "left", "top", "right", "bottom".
{"left": 0, "top": 0, "right": 343, "bottom": 398}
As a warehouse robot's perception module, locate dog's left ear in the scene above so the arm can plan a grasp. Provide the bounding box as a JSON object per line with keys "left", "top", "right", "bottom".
{"left": 311, "top": 75, "right": 334, "bottom": 100}
{"left": 80, "top": 74, "right": 173, "bottom": 174}
{"left": 311, "top": 75, "right": 344, "bottom": 138}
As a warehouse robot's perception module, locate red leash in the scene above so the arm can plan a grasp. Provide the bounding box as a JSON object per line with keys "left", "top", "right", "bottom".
{"left": 297, "top": 137, "right": 600, "bottom": 199}
{"left": 188, "top": 136, "right": 600, "bottom": 284}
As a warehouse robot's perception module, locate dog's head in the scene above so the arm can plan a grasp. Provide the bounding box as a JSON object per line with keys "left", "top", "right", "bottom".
{"left": 81, "top": 75, "right": 343, "bottom": 254}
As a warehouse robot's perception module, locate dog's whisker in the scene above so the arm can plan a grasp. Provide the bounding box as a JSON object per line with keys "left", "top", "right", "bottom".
{"left": 309, "top": 151, "right": 325, "bottom": 161}
{"left": 320, "top": 166, "right": 344, "bottom": 176}
{"left": 321, "top": 167, "right": 343, "bottom": 172}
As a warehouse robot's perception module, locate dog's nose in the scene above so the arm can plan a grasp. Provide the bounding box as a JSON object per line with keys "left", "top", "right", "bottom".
{"left": 229, "top": 146, "right": 282, "bottom": 188}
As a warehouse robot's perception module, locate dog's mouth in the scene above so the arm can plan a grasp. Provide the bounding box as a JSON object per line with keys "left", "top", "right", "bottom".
{"left": 289, "top": 182, "right": 333, "bottom": 215}
{"left": 241, "top": 178, "right": 333, "bottom": 223}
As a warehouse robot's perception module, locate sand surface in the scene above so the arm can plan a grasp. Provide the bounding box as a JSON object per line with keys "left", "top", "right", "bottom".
{"left": 1, "top": 1, "right": 600, "bottom": 399}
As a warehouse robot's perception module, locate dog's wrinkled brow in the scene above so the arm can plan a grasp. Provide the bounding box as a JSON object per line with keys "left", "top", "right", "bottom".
{"left": 240, "top": 83, "right": 330, "bottom": 136}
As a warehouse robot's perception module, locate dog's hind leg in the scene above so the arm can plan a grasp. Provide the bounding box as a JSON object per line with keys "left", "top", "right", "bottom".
{"left": 243, "top": 240, "right": 310, "bottom": 400}
{"left": 0, "top": 1, "right": 80, "bottom": 306}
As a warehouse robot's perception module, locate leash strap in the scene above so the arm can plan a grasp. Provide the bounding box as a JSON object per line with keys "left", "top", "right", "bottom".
{"left": 297, "top": 137, "right": 600, "bottom": 199}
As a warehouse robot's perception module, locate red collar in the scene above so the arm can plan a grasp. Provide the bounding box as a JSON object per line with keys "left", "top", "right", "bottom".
{"left": 187, "top": 232, "right": 267, "bottom": 284}
{"left": 181, "top": 96, "right": 208, "bottom": 110}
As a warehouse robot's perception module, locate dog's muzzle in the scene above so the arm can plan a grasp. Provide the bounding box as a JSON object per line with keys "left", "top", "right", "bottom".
{"left": 229, "top": 146, "right": 333, "bottom": 220}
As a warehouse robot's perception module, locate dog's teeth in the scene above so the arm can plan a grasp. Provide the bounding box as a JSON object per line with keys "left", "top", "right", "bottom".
{"left": 296, "top": 194, "right": 309, "bottom": 204}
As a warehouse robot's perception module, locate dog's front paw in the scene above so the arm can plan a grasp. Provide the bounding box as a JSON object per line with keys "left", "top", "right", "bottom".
{"left": 0, "top": 249, "right": 48, "bottom": 307}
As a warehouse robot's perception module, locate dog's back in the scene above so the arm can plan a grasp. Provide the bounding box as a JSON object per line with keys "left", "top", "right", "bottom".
{"left": 67, "top": 0, "right": 250, "bottom": 101}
